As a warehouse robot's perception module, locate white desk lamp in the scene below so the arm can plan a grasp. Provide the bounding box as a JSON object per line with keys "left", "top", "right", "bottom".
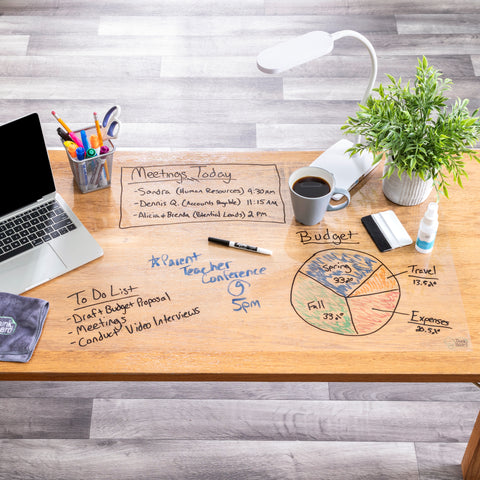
{"left": 257, "top": 30, "right": 378, "bottom": 193}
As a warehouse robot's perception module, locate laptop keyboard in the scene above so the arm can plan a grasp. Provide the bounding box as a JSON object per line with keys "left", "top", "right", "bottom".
{"left": 0, "top": 199, "right": 76, "bottom": 263}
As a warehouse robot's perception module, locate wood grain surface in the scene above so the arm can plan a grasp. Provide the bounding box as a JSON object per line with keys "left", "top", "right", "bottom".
{"left": 0, "top": 150, "right": 478, "bottom": 382}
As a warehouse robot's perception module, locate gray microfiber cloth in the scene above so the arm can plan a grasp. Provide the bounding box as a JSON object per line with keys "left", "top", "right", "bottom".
{"left": 0, "top": 292, "right": 49, "bottom": 363}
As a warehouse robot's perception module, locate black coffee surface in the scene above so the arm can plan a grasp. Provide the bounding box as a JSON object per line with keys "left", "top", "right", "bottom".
{"left": 292, "top": 176, "right": 331, "bottom": 198}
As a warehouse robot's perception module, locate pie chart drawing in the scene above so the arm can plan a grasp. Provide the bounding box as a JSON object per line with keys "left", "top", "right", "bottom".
{"left": 291, "top": 249, "right": 401, "bottom": 336}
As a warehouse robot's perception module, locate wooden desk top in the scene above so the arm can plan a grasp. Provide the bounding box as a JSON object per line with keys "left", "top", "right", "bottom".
{"left": 1, "top": 150, "right": 479, "bottom": 381}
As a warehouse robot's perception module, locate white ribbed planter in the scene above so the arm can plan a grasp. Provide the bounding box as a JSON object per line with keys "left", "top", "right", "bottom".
{"left": 382, "top": 165, "right": 434, "bottom": 206}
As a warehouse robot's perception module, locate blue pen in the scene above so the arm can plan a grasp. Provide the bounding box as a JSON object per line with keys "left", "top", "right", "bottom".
{"left": 77, "top": 147, "right": 85, "bottom": 160}
{"left": 80, "top": 130, "right": 90, "bottom": 150}
{"left": 76, "top": 147, "right": 85, "bottom": 160}
{"left": 75, "top": 147, "right": 89, "bottom": 186}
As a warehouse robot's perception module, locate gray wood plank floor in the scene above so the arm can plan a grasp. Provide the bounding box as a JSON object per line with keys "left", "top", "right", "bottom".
{"left": 1, "top": 1, "right": 480, "bottom": 478}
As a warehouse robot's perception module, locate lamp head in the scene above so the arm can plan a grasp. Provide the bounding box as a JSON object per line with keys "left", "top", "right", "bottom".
{"left": 255, "top": 30, "right": 379, "bottom": 193}
{"left": 256, "top": 31, "right": 334, "bottom": 74}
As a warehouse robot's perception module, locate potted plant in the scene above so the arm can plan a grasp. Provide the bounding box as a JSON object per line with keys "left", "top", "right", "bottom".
{"left": 342, "top": 56, "right": 480, "bottom": 205}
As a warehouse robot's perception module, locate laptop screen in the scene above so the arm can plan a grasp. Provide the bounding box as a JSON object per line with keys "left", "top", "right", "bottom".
{"left": 0, "top": 113, "right": 56, "bottom": 218}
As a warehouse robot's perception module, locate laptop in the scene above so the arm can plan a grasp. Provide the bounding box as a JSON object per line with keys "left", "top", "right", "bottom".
{"left": 0, "top": 113, "right": 103, "bottom": 294}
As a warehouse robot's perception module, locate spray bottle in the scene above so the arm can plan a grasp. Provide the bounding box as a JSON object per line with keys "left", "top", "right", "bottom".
{"left": 415, "top": 202, "right": 439, "bottom": 254}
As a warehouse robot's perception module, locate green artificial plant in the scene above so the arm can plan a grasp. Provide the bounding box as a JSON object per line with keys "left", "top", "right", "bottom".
{"left": 342, "top": 56, "right": 480, "bottom": 197}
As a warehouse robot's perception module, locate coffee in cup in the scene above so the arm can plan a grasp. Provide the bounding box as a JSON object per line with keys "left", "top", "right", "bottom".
{"left": 289, "top": 166, "right": 350, "bottom": 225}
{"left": 292, "top": 175, "right": 331, "bottom": 198}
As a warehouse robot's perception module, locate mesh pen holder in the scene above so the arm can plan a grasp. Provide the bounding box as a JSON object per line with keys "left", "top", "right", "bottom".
{"left": 62, "top": 125, "right": 115, "bottom": 193}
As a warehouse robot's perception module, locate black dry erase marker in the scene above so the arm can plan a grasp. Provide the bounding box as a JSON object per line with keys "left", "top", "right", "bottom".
{"left": 208, "top": 237, "right": 272, "bottom": 255}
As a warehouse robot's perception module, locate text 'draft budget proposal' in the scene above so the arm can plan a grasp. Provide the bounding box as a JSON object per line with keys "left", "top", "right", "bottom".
{"left": 119, "top": 163, "right": 286, "bottom": 228}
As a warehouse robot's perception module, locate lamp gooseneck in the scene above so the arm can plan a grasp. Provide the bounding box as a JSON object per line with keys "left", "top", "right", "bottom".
{"left": 331, "top": 30, "right": 378, "bottom": 107}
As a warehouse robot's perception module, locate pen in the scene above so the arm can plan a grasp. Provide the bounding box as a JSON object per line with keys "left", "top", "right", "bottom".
{"left": 94, "top": 112, "right": 103, "bottom": 146}
{"left": 76, "top": 147, "right": 85, "bottom": 161}
{"left": 57, "top": 127, "right": 70, "bottom": 142}
{"left": 208, "top": 237, "right": 272, "bottom": 255}
{"left": 81, "top": 130, "right": 90, "bottom": 150}
{"left": 87, "top": 145, "right": 104, "bottom": 187}
{"left": 64, "top": 140, "right": 77, "bottom": 158}
{"left": 90, "top": 134, "right": 100, "bottom": 154}
{"left": 76, "top": 147, "right": 89, "bottom": 187}
{"left": 99, "top": 145, "right": 110, "bottom": 181}
{"left": 51, "top": 111, "right": 82, "bottom": 147}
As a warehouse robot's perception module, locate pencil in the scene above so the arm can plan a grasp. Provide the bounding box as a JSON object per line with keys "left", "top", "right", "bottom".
{"left": 93, "top": 112, "right": 104, "bottom": 146}
{"left": 51, "top": 110, "right": 71, "bottom": 132}
{"left": 51, "top": 111, "right": 82, "bottom": 147}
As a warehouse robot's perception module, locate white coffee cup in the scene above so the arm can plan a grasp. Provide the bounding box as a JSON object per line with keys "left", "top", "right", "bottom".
{"left": 289, "top": 166, "right": 350, "bottom": 226}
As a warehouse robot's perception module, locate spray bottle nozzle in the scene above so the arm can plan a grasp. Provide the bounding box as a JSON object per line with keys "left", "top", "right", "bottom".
{"left": 425, "top": 202, "right": 438, "bottom": 221}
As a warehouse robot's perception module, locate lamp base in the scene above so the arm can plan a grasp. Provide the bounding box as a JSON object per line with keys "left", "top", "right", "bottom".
{"left": 310, "top": 139, "right": 377, "bottom": 194}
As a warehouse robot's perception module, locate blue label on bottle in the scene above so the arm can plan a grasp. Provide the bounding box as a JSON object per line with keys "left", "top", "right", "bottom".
{"left": 416, "top": 238, "right": 435, "bottom": 250}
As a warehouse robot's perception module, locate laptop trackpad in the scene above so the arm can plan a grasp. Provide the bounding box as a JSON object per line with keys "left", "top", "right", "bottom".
{"left": 0, "top": 244, "right": 67, "bottom": 294}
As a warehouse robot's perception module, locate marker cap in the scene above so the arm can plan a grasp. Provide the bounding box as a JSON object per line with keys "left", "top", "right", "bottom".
{"left": 90, "top": 135, "right": 100, "bottom": 149}
{"left": 76, "top": 147, "right": 86, "bottom": 160}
